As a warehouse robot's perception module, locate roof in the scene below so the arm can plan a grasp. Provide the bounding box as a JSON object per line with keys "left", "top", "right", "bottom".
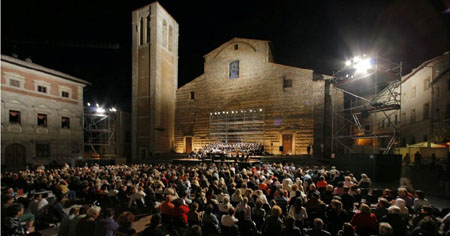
{"left": 1, "top": 55, "right": 91, "bottom": 85}
{"left": 402, "top": 51, "right": 449, "bottom": 83}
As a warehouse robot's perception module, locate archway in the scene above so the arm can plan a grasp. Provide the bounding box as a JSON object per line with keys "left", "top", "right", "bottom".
{"left": 5, "top": 143, "right": 26, "bottom": 169}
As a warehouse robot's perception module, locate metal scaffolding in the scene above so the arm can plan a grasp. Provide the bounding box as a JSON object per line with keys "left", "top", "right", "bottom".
{"left": 84, "top": 107, "right": 115, "bottom": 158}
{"left": 331, "top": 56, "right": 402, "bottom": 154}
{"left": 209, "top": 109, "right": 265, "bottom": 143}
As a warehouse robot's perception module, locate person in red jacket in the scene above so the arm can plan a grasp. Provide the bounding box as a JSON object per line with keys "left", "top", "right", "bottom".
{"left": 351, "top": 203, "right": 378, "bottom": 236}
{"left": 172, "top": 198, "right": 190, "bottom": 226}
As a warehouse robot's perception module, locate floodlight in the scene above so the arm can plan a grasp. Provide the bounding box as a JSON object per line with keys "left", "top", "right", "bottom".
{"left": 354, "top": 58, "right": 372, "bottom": 74}
{"left": 96, "top": 107, "right": 105, "bottom": 113}
{"left": 96, "top": 103, "right": 99, "bottom": 107}
{"left": 345, "top": 60, "right": 351, "bottom": 66}
{"left": 87, "top": 102, "right": 91, "bottom": 106}
{"left": 110, "top": 107, "right": 117, "bottom": 112}
{"left": 353, "top": 56, "right": 360, "bottom": 63}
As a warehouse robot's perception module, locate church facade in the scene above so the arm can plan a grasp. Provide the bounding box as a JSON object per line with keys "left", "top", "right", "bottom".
{"left": 131, "top": 4, "right": 343, "bottom": 158}
{"left": 174, "top": 38, "right": 343, "bottom": 155}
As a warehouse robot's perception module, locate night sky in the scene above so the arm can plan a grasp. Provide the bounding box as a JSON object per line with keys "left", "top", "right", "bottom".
{"left": 2, "top": 0, "right": 449, "bottom": 111}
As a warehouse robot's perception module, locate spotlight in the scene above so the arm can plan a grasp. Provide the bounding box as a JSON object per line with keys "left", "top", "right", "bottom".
{"left": 353, "top": 56, "right": 360, "bottom": 63}
{"left": 345, "top": 60, "right": 351, "bottom": 66}
{"left": 110, "top": 107, "right": 117, "bottom": 112}
{"left": 96, "top": 107, "right": 105, "bottom": 113}
{"left": 354, "top": 58, "right": 372, "bottom": 74}
{"left": 87, "top": 102, "right": 91, "bottom": 106}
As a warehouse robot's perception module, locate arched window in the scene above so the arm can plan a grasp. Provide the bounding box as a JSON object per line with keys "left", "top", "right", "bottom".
{"left": 140, "top": 17, "right": 144, "bottom": 46}
{"left": 168, "top": 25, "right": 173, "bottom": 52}
{"left": 162, "top": 20, "right": 167, "bottom": 48}
{"left": 147, "top": 16, "right": 151, "bottom": 44}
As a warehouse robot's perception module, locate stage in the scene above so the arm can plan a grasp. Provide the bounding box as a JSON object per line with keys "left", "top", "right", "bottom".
{"left": 171, "top": 154, "right": 327, "bottom": 167}
{"left": 172, "top": 156, "right": 262, "bottom": 167}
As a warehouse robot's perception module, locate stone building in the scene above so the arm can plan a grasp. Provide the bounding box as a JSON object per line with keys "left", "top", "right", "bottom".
{"left": 130, "top": 4, "right": 342, "bottom": 158}
{"left": 353, "top": 52, "right": 449, "bottom": 153}
{"left": 1, "top": 55, "right": 90, "bottom": 169}
{"left": 174, "top": 38, "right": 343, "bottom": 155}
{"left": 400, "top": 51, "right": 449, "bottom": 146}
{"left": 131, "top": 2, "right": 179, "bottom": 159}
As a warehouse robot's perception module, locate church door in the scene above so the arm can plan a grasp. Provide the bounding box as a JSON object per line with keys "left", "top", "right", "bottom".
{"left": 282, "top": 134, "right": 292, "bottom": 154}
{"left": 5, "top": 144, "right": 26, "bottom": 169}
{"left": 185, "top": 137, "right": 192, "bottom": 154}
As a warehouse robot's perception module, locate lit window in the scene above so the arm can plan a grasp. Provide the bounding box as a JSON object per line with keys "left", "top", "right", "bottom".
{"left": 62, "top": 91, "right": 69, "bottom": 98}
{"left": 37, "top": 113, "right": 47, "bottom": 127}
{"left": 10, "top": 79, "right": 20, "bottom": 87}
{"left": 37, "top": 85, "right": 47, "bottom": 93}
{"left": 229, "top": 60, "right": 239, "bottom": 79}
{"left": 61, "top": 117, "right": 70, "bottom": 129}
{"left": 9, "top": 110, "right": 21, "bottom": 124}
{"left": 36, "top": 144, "right": 50, "bottom": 157}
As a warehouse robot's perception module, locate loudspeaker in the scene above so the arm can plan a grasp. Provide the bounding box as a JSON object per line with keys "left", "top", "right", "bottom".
{"left": 279, "top": 146, "right": 283, "bottom": 152}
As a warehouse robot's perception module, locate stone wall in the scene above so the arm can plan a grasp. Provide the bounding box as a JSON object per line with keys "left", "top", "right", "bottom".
{"left": 175, "top": 38, "right": 341, "bottom": 155}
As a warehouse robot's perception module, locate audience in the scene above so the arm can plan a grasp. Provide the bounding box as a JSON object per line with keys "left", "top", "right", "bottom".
{"left": 1, "top": 160, "right": 449, "bottom": 236}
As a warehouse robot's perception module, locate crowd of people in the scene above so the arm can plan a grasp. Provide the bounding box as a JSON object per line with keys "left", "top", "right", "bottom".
{"left": 2, "top": 161, "right": 450, "bottom": 236}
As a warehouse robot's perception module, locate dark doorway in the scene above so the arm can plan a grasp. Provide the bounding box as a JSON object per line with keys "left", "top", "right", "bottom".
{"left": 5, "top": 143, "right": 26, "bottom": 169}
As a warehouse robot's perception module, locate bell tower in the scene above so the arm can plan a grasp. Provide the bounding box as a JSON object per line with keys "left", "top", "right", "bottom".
{"left": 131, "top": 2, "right": 178, "bottom": 159}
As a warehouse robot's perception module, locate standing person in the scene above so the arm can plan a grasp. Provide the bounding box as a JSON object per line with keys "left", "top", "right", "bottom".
{"left": 437, "top": 162, "right": 450, "bottom": 199}
{"left": 430, "top": 153, "right": 437, "bottom": 169}
{"left": 414, "top": 151, "right": 422, "bottom": 167}
{"left": 307, "top": 144, "right": 312, "bottom": 156}
{"left": 400, "top": 162, "right": 414, "bottom": 192}
{"left": 403, "top": 153, "right": 410, "bottom": 164}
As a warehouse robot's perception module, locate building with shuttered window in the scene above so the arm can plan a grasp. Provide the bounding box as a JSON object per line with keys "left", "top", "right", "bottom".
{"left": 1, "top": 55, "right": 90, "bottom": 169}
